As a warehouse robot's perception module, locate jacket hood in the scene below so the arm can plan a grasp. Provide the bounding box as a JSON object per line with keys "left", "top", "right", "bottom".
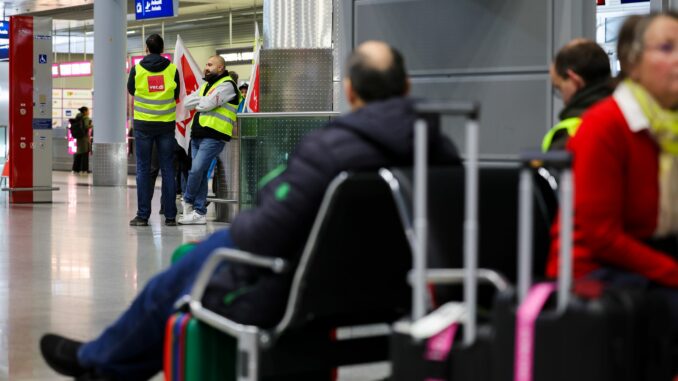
{"left": 139, "top": 53, "right": 171, "bottom": 72}
{"left": 331, "top": 97, "right": 423, "bottom": 159}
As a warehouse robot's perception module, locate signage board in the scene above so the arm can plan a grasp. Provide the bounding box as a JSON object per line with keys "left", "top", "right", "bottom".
{"left": 134, "top": 0, "right": 178, "bottom": 21}
{"left": 0, "top": 21, "right": 8, "bottom": 38}
{"left": 218, "top": 48, "right": 254, "bottom": 65}
{"left": 58, "top": 61, "right": 92, "bottom": 77}
{"left": 0, "top": 21, "right": 8, "bottom": 62}
{"left": 0, "top": 42, "right": 7, "bottom": 61}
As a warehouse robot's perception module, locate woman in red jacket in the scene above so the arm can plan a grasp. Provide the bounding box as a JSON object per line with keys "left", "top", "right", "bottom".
{"left": 547, "top": 12, "right": 678, "bottom": 310}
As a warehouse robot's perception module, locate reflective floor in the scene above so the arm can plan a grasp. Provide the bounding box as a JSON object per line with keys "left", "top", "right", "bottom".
{"left": 0, "top": 172, "right": 220, "bottom": 380}
{"left": 0, "top": 171, "right": 387, "bottom": 381}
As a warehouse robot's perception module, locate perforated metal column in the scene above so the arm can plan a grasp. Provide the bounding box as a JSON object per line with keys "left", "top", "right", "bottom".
{"left": 259, "top": 49, "right": 333, "bottom": 112}
{"left": 93, "top": 143, "right": 127, "bottom": 187}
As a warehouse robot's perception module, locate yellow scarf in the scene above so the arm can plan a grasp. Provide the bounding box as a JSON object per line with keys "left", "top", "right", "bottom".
{"left": 626, "top": 79, "right": 678, "bottom": 236}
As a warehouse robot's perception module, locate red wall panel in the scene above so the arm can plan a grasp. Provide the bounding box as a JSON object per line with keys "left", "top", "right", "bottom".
{"left": 9, "top": 16, "right": 33, "bottom": 203}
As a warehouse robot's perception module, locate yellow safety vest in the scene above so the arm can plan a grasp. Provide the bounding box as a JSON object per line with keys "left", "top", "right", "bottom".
{"left": 541, "top": 117, "right": 582, "bottom": 152}
{"left": 133, "top": 63, "right": 177, "bottom": 122}
{"left": 194, "top": 76, "right": 242, "bottom": 137}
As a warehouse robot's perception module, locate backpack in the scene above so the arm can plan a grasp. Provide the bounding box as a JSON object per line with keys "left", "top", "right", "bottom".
{"left": 69, "top": 115, "right": 85, "bottom": 139}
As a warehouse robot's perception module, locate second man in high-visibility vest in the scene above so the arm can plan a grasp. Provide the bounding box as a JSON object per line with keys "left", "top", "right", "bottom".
{"left": 179, "top": 55, "right": 242, "bottom": 225}
{"left": 127, "top": 34, "right": 181, "bottom": 227}
{"left": 543, "top": 39, "right": 612, "bottom": 152}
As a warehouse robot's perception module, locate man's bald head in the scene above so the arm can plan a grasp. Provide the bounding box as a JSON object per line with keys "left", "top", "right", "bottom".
{"left": 204, "top": 55, "right": 227, "bottom": 78}
{"left": 345, "top": 41, "right": 408, "bottom": 104}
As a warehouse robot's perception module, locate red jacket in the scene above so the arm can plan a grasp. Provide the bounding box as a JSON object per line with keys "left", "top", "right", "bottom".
{"left": 546, "top": 96, "right": 678, "bottom": 287}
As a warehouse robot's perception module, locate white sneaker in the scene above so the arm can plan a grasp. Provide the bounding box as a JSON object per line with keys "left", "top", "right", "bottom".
{"left": 182, "top": 200, "right": 194, "bottom": 216}
{"left": 178, "top": 210, "right": 206, "bottom": 225}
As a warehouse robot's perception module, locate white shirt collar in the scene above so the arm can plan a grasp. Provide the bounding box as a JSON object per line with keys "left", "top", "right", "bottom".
{"left": 613, "top": 82, "right": 650, "bottom": 132}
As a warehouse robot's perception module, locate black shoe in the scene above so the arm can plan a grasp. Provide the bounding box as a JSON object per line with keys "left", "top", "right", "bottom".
{"left": 40, "top": 333, "right": 88, "bottom": 377}
{"left": 165, "top": 218, "right": 177, "bottom": 226}
{"left": 129, "top": 216, "right": 148, "bottom": 226}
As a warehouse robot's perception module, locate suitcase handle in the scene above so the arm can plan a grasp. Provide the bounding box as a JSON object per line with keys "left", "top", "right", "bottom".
{"left": 412, "top": 101, "right": 480, "bottom": 346}
{"left": 516, "top": 150, "right": 573, "bottom": 312}
{"left": 414, "top": 100, "right": 479, "bottom": 119}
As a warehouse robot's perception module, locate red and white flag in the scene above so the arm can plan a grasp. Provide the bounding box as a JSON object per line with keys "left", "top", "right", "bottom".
{"left": 174, "top": 35, "right": 203, "bottom": 153}
{"left": 244, "top": 23, "right": 261, "bottom": 113}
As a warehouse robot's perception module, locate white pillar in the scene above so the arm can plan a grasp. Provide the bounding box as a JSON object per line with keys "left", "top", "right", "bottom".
{"left": 92, "top": 0, "right": 127, "bottom": 186}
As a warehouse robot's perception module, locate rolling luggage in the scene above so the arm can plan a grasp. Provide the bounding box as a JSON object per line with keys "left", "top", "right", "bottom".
{"left": 390, "top": 101, "right": 496, "bottom": 380}
{"left": 490, "top": 151, "right": 673, "bottom": 381}
{"left": 164, "top": 311, "right": 237, "bottom": 381}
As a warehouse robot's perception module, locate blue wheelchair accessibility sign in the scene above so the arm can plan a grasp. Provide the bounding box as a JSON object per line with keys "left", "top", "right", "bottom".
{"left": 38, "top": 54, "right": 47, "bottom": 64}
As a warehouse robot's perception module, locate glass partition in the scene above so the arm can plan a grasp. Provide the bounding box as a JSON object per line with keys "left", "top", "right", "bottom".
{"left": 236, "top": 112, "right": 339, "bottom": 210}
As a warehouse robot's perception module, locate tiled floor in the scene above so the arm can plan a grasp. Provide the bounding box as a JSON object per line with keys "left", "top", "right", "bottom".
{"left": 0, "top": 171, "right": 388, "bottom": 381}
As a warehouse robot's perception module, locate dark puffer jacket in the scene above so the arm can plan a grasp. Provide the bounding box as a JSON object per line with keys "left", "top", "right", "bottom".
{"left": 206, "top": 97, "right": 461, "bottom": 326}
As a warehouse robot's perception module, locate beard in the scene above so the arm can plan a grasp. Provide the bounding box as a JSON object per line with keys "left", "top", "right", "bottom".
{"left": 203, "top": 71, "right": 220, "bottom": 82}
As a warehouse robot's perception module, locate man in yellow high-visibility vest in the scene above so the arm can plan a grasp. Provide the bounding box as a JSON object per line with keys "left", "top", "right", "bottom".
{"left": 179, "top": 55, "right": 242, "bottom": 225}
{"left": 543, "top": 39, "right": 612, "bottom": 152}
{"left": 127, "top": 34, "right": 181, "bottom": 227}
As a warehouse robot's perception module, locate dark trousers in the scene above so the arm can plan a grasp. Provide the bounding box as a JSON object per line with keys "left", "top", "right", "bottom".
{"left": 72, "top": 153, "right": 89, "bottom": 172}
{"left": 133, "top": 128, "right": 177, "bottom": 219}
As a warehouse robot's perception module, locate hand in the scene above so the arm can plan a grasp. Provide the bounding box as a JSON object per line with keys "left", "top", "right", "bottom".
{"left": 183, "top": 92, "right": 200, "bottom": 109}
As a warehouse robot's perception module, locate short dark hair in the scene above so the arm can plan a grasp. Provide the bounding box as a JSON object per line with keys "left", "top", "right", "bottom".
{"left": 146, "top": 34, "right": 164, "bottom": 54}
{"left": 554, "top": 40, "right": 611, "bottom": 85}
{"left": 78, "top": 106, "right": 88, "bottom": 113}
{"left": 347, "top": 45, "right": 407, "bottom": 102}
{"left": 239, "top": 84, "right": 249, "bottom": 91}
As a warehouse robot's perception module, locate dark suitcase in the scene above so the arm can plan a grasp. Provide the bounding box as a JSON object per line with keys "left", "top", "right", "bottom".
{"left": 490, "top": 151, "right": 673, "bottom": 381}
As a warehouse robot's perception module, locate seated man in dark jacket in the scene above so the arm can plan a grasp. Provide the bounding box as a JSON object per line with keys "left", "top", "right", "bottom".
{"left": 39, "top": 40, "right": 460, "bottom": 380}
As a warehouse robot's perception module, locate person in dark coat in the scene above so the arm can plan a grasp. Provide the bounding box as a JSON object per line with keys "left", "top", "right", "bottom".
{"left": 39, "top": 40, "right": 461, "bottom": 380}
{"left": 128, "top": 34, "right": 181, "bottom": 227}
{"left": 542, "top": 39, "right": 613, "bottom": 152}
{"left": 71, "top": 106, "right": 92, "bottom": 174}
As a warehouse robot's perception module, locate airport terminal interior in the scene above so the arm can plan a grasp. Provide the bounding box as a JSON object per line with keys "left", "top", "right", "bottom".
{"left": 1, "top": 0, "right": 678, "bottom": 380}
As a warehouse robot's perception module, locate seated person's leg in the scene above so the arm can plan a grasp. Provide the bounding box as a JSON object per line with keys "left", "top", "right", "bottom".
{"left": 41, "top": 229, "right": 235, "bottom": 380}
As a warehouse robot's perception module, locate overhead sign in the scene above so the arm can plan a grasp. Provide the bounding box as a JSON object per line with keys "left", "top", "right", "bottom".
{"left": 57, "top": 61, "right": 92, "bottom": 77}
{"left": 0, "top": 21, "right": 9, "bottom": 38}
{"left": 0, "top": 21, "right": 8, "bottom": 62}
{"left": 135, "top": 0, "right": 177, "bottom": 20}
{"left": 0, "top": 43, "right": 7, "bottom": 61}
{"left": 218, "top": 48, "right": 254, "bottom": 65}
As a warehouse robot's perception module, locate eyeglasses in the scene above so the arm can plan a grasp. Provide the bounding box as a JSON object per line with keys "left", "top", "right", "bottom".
{"left": 645, "top": 42, "right": 678, "bottom": 56}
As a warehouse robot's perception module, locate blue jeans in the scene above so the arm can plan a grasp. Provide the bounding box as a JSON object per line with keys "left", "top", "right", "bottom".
{"left": 78, "top": 229, "right": 235, "bottom": 380}
{"left": 183, "top": 138, "right": 226, "bottom": 215}
{"left": 134, "top": 128, "right": 177, "bottom": 219}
